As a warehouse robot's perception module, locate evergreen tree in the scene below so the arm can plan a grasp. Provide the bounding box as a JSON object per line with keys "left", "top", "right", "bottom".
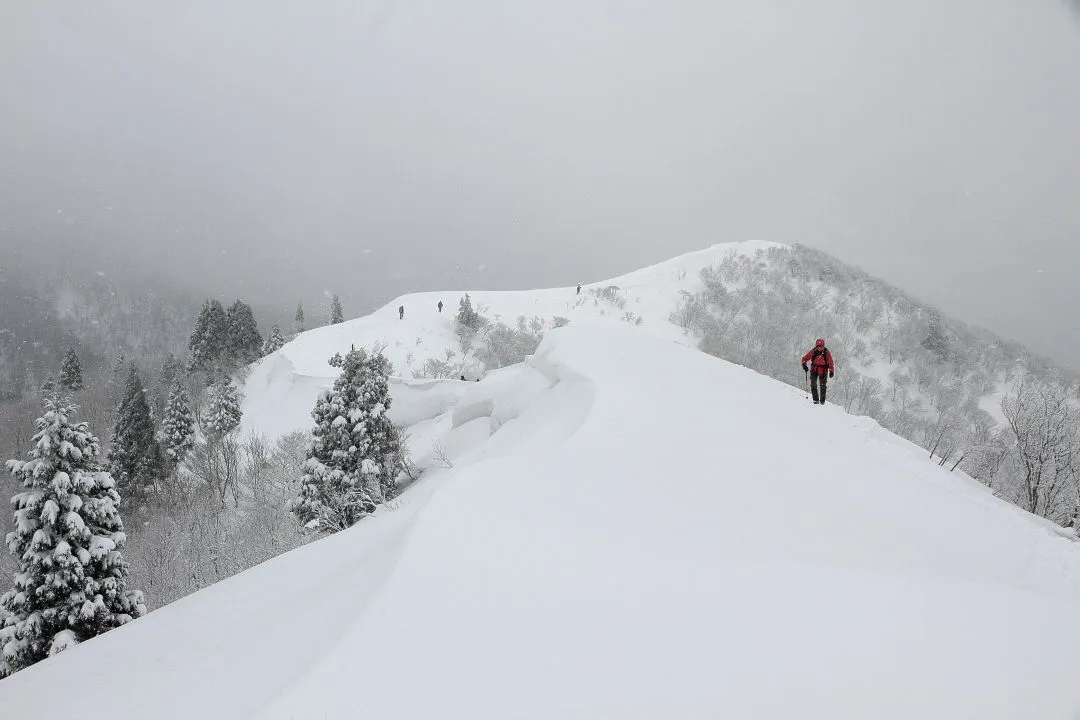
{"left": 111, "top": 351, "right": 126, "bottom": 378}
{"left": 154, "top": 354, "right": 185, "bottom": 417}
{"left": 39, "top": 376, "right": 58, "bottom": 399}
{"left": 294, "top": 302, "right": 306, "bottom": 335}
{"left": 225, "top": 300, "right": 262, "bottom": 365}
{"left": 0, "top": 396, "right": 146, "bottom": 678}
{"left": 107, "top": 351, "right": 126, "bottom": 401}
{"left": 263, "top": 325, "right": 286, "bottom": 355}
{"left": 328, "top": 351, "right": 344, "bottom": 368}
{"left": 329, "top": 295, "right": 344, "bottom": 324}
{"left": 59, "top": 347, "right": 84, "bottom": 391}
{"left": 108, "top": 365, "right": 164, "bottom": 508}
{"left": 187, "top": 299, "right": 229, "bottom": 372}
{"left": 160, "top": 354, "right": 184, "bottom": 390}
{"left": 203, "top": 380, "right": 242, "bottom": 441}
{"left": 456, "top": 293, "right": 482, "bottom": 331}
{"left": 289, "top": 348, "right": 401, "bottom": 532}
{"left": 161, "top": 380, "right": 195, "bottom": 471}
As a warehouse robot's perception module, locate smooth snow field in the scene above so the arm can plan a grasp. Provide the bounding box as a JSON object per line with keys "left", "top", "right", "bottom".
{"left": 3, "top": 325, "right": 1080, "bottom": 719}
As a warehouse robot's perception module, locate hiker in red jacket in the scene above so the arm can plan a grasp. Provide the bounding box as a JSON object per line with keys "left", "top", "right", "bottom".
{"left": 801, "top": 339, "right": 835, "bottom": 405}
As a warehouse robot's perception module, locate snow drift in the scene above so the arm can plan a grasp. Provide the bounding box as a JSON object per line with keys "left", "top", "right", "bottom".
{"left": 3, "top": 325, "right": 1080, "bottom": 719}
{"left": 237, "top": 240, "right": 781, "bottom": 441}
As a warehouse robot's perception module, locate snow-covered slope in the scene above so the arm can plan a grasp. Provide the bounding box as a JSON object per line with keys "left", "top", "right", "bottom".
{"left": 4, "top": 326, "right": 1080, "bottom": 718}
{"left": 238, "top": 240, "right": 781, "bottom": 440}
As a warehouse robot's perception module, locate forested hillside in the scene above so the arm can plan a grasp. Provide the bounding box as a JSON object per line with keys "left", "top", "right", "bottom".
{"left": 0, "top": 268, "right": 197, "bottom": 449}
{"left": 673, "top": 244, "right": 1080, "bottom": 526}
{"left": 0, "top": 266, "right": 308, "bottom": 590}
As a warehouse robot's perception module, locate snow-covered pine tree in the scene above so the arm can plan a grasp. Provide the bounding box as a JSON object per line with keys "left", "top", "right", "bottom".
{"left": 294, "top": 302, "right": 305, "bottom": 335}
{"left": 263, "top": 325, "right": 286, "bottom": 355}
{"left": 108, "top": 364, "right": 164, "bottom": 509}
{"left": 59, "top": 347, "right": 84, "bottom": 391}
{"left": 188, "top": 299, "right": 229, "bottom": 373}
{"left": 328, "top": 351, "right": 344, "bottom": 368}
{"left": 111, "top": 351, "right": 126, "bottom": 379}
{"left": 289, "top": 347, "right": 401, "bottom": 532}
{"left": 187, "top": 301, "right": 211, "bottom": 371}
{"left": 0, "top": 396, "right": 146, "bottom": 679}
{"left": 160, "top": 353, "right": 184, "bottom": 390}
{"left": 161, "top": 380, "right": 196, "bottom": 471}
{"left": 329, "top": 295, "right": 344, "bottom": 324}
{"left": 39, "top": 376, "right": 58, "bottom": 399}
{"left": 361, "top": 351, "right": 401, "bottom": 504}
{"left": 203, "top": 380, "right": 242, "bottom": 442}
{"left": 456, "top": 293, "right": 482, "bottom": 331}
{"left": 153, "top": 353, "right": 185, "bottom": 417}
{"left": 226, "top": 300, "right": 262, "bottom": 366}
{"left": 100, "top": 351, "right": 128, "bottom": 421}
{"left": 207, "top": 302, "right": 230, "bottom": 361}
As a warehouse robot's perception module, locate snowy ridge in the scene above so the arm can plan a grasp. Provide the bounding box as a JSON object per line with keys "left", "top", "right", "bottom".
{"left": 4, "top": 326, "right": 1080, "bottom": 718}
{"left": 238, "top": 240, "right": 782, "bottom": 441}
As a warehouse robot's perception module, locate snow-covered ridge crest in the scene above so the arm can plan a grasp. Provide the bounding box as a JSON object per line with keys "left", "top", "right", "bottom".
{"left": 242, "top": 237, "right": 1080, "bottom": 535}
{"left": 6, "top": 325, "right": 1080, "bottom": 718}
{"left": 238, "top": 240, "right": 782, "bottom": 441}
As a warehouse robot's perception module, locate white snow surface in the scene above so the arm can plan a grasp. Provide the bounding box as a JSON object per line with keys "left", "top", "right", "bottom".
{"left": 4, "top": 325, "right": 1080, "bottom": 718}
{"left": 238, "top": 240, "right": 781, "bottom": 441}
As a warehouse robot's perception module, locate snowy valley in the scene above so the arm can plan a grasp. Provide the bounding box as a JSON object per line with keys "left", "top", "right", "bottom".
{"left": 3, "top": 243, "right": 1080, "bottom": 717}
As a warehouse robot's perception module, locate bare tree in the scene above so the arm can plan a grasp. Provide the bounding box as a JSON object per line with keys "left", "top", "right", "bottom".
{"left": 955, "top": 414, "right": 1009, "bottom": 483}
{"left": 186, "top": 434, "right": 243, "bottom": 510}
{"left": 670, "top": 291, "right": 708, "bottom": 333}
{"left": 840, "top": 374, "right": 882, "bottom": 417}
{"left": 431, "top": 440, "right": 455, "bottom": 469}
{"left": 270, "top": 431, "right": 309, "bottom": 492}
{"left": 1001, "top": 375, "right": 1080, "bottom": 524}
{"left": 924, "top": 406, "right": 963, "bottom": 465}
{"left": 244, "top": 432, "right": 271, "bottom": 501}
{"left": 124, "top": 431, "right": 310, "bottom": 611}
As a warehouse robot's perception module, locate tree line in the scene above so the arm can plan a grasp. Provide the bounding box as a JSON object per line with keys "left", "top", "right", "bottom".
{"left": 0, "top": 290, "right": 359, "bottom": 679}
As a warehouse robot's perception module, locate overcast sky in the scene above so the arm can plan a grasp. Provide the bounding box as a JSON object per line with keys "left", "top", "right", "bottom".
{"left": 2, "top": 1, "right": 1079, "bottom": 365}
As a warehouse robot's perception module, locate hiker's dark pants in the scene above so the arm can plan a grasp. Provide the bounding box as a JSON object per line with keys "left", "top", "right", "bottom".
{"left": 811, "top": 372, "right": 828, "bottom": 403}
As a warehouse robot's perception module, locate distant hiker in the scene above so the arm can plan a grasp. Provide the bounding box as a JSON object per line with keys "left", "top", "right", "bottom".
{"left": 576, "top": 283, "right": 582, "bottom": 295}
{"left": 801, "top": 338, "right": 835, "bottom": 405}
{"left": 438, "top": 300, "right": 444, "bottom": 313}
{"left": 398, "top": 305, "right": 404, "bottom": 320}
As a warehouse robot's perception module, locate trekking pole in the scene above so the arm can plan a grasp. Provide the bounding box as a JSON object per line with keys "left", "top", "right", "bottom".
{"left": 804, "top": 369, "right": 809, "bottom": 400}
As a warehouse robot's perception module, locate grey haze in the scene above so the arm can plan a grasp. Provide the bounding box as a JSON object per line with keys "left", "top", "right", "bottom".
{"left": 2, "top": 1, "right": 1079, "bottom": 365}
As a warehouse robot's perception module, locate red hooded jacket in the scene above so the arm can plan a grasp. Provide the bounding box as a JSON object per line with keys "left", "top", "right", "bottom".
{"left": 801, "top": 342, "right": 834, "bottom": 376}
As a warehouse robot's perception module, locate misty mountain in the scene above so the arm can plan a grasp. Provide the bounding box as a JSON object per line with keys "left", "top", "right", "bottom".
{"left": 235, "top": 241, "right": 1080, "bottom": 530}
{"left": 0, "top": 267, "right": 192, "bottom": 397}
{"left": 6, "top": 281, "right": 1080, "bottom": 716}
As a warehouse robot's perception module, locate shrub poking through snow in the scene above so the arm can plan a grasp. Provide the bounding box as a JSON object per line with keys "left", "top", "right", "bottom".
{"left": 475, "top": 316, "right": 545, "bottom": 369}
